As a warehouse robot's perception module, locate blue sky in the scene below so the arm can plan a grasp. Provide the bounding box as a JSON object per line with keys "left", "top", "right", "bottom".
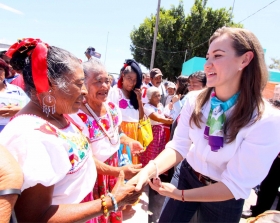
{"left": 1, "top": 0, "right": 279, "bottom": 74}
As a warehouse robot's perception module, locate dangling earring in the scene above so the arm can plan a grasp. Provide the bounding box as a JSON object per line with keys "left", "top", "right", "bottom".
{"left": 42, "top": 90, "right": 56, "bottom": 116}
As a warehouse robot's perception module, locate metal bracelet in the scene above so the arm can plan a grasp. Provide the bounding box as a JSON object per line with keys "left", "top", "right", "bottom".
{"left": 0, "top": 189, "right": 21, "bottom": 196}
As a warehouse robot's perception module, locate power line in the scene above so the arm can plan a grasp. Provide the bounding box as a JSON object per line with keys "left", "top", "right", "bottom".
{"left": 131, "top": 39, "right": 208, "bottom": 55}
{"left": 238, "top": 0, "right": 278, "bottom": 23}
{"left": 132, "top": 45, "right": 186, "bottom": 53}
{"left": 230, "top": 0, "right": 236, "bottom": 21}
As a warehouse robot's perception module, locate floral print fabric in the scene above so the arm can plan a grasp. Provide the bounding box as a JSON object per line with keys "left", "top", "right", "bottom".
{"left": 77, "top": 102, "right": 122, "bottom": 223}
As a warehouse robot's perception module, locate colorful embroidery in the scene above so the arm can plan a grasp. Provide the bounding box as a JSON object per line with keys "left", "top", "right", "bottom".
{"left": 36, "top": 123, "right": 57, "bottom": 136}
{"left": 152, "top": 105, "right": 163, "bottom": 115}
{"left": 36, "top": 121, "right": 90, "bottom": 174}
{"left": 108, "top": 102, "right": 115, "bottom": 109}
{"left": 77, "top": 102, "right": 119, "bottom": 142}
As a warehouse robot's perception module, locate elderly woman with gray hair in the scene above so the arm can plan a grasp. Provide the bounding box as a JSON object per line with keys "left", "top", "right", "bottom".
{"left": 72, "top": 58, "right": 143, "bottom": 223}
{"left": 0, "top": 38, "right": 141, "bottom": 222}
{"left": 140, "top": 87, "right": 173, "bottom": 167}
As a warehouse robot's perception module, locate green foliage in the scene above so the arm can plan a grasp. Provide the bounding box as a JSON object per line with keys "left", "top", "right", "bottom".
{"left": 269, "top": 58, "right": 280, "bottom": 70}
{"left": 130, "top": 0, "right": 243, "bottom": 81}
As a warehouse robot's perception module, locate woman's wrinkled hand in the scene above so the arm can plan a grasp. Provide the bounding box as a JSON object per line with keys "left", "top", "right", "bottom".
{"left": 134, "top": 88, "right": 142, "bottom": 101}
{"left": 129, "top": 140, "right": 144, "bottom": 155}
{"left": 149, "top": 180, "right": 178, "bottom": 200}
{"left": 126, "top": 168, "right": 149, "bottom": 191}
{"left": 120, "top": 164, "right": 142, "bottom": 179}
{"left": 111, "top": 171, "right": 142, "bottom": 208}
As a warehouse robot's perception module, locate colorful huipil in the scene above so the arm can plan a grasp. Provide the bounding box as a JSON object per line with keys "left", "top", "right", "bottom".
{"left": 77, "top": 101, "right": 123, "bottom": 223}
{"left": 0, "top": 114, "right": 96, "bottom": 205}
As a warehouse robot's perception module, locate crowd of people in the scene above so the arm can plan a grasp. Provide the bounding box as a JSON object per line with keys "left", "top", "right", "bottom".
{"left": 0, "top": 27, "right": 280, "bottom": 223}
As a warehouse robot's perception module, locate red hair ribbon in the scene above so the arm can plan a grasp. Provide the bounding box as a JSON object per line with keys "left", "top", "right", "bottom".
{"left": 117, "top": 63, "right": 129, "bottom": 88}
{"left": 117, "top": 76, "right": 123, "bottom": 89}
{"left": 6, "top": 38, "right": 50, "bottom": 94}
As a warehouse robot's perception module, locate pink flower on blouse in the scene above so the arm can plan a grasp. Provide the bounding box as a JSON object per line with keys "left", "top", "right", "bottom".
{"left": 119, "top": 99, "right": 128, "bottom": 109}
{"left": 92, "top": 120, "right": 99, "bottom": 129}
{"left": 108, "top": 102, "right": 115, "bottom": 109}
{"left": 89, "top": 127, "right": 94, "bottom": 139}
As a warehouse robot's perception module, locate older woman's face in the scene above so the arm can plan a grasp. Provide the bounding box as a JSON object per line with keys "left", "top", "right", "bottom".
{"left": 52, "top": 65, "right": 87, "bottom": 114}
{"left": 149, "top": 91, "right": 161, "bottom": 106}
{"left": 86, "top": 68, "right": 110, "bottom": 103}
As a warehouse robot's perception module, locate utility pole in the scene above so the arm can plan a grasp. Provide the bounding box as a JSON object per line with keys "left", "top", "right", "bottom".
{"left": 150, "top": 0, "right": 161, "bottom": 70}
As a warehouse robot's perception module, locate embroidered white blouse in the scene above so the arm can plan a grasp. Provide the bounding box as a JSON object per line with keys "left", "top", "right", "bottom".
{"left": 167, "top": 90, "right": 280, "bottom": 200}
{"left": 109, "top": 87, "right": 139, "bottom": 122}
{"left": 0, "top": 115, "right": 96, "bottom": 204}
{"left": 71, "top": 101, "right": 122, "bottom": 162}
{"left": 144, "top": 103, "right": 165, "bottom": 126}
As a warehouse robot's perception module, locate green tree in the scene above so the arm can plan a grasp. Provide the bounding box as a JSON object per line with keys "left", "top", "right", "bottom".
{"left": 130, "top": 0, "right": 242, "bottom": 81}
{"left": 269, "top": 58, "right": 280, "bottom": 70}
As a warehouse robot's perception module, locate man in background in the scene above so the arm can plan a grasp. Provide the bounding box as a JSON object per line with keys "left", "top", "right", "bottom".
{"left": 84, "top": 46, "right": 101, "bottom": 60}
{"left": 149, "top": 68, "right": 167, "bottom": 105}
{"left": 142, "top": 73, "right": 151, "bottom": 88}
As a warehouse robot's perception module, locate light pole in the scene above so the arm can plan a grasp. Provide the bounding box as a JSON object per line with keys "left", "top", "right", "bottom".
{"left": 150, "top": 0, "right": 161, "bottom": 70}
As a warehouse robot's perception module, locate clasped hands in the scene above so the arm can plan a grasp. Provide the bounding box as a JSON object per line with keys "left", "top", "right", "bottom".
{"left": 126, "top": 166, "right": 178, "bottom": 200}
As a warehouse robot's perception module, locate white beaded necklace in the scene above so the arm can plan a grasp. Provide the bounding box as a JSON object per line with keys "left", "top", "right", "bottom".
{"left": 85, "top": 102, "right": 119, "bottom": 145}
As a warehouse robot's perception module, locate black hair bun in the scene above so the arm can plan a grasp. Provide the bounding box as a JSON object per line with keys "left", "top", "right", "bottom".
{"left": 10, "top": 45, "right": 35, "bottom": 71}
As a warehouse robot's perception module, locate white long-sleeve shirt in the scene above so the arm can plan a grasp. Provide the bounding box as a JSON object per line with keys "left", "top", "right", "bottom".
{"left": 166, "top": 90, "right": 280, "bottom": 200}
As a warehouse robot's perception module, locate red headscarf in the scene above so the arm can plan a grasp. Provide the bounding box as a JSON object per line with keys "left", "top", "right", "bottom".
{"left": 6, "top": 38, "right": 50, "bottom": 95}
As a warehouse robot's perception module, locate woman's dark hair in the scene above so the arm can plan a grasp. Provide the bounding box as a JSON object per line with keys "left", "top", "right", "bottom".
{"left": 10, "top": 45, "right": 80, "bottom": 97}
{"left": 0, "top": 58, "right": 10, "bottom": 78}
{"left": 190, "top": 27, "right": 267, "bottom": 143}
{"left": 175, "top": 75, "right": 189, "bottom": 99}
{"left": 118, "top": 59, "right": 142, "bottom": 110}
{"left": 188, "top": 71, "right": 206, "bottom": 87}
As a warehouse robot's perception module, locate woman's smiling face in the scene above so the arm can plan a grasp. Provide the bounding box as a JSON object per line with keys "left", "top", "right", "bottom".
{"left": 85, "top": 68, "right": 110, "bottom": 103}
{"left": 205, "top": 34, "right": 244, "bottom": 90}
